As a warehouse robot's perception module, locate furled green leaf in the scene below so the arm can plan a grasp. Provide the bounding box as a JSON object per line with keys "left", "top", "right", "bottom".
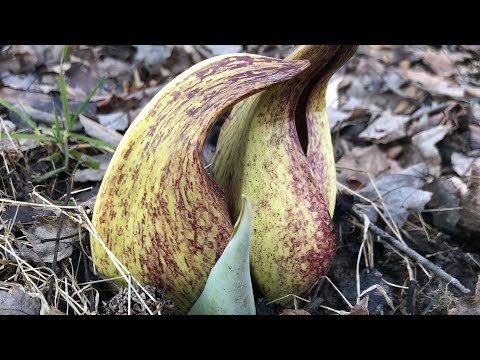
{"left": 188, "top": 195, "right": 255, "bottom": 315}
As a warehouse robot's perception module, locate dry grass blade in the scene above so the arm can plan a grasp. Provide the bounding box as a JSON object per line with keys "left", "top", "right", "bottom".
{"left": 47, "top": 180, "right": 71, "bottom": 305}
{"left": 337, "top": 181, "right": 404, "bottom": 241}
{"left": 266, "top": 293, "right": 310, "bottom": 306}
{"left": 348, "top": 208, "right": 471, "bottom": 295}
{"left": 0, "top": 198, "right": 78, "bottom": 210}
{"left": 1, "top": 116, "right": 18, "bottom": 150}
{"left": 356, "top": 213, "right": 371, "bottom": 301}
{"left": 0, "top": 216, "right": 97, "bottom": 314}
{"left": 359, "top": 284, "right": 396, "bottom": 311}
{"left": 322, "top": 276, "right": 353, "bottom": 309}
{"left": 78, "top": 207, "right": 157, "bottom": 314}
{"left": 0, "top": 192, "right": 161, "bottom": 314}
{"left": 339, "top": 178, "right": 416, "bottom": 286}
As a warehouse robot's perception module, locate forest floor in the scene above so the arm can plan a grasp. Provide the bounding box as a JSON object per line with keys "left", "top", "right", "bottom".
{"left": 0, "top": 45, "right": 479, "bottom": 315}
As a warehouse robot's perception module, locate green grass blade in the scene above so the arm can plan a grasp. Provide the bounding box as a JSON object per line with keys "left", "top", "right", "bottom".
{"left": 35, "top": 167, "right": 66, "bottom": 183}
{"left": 59, "top": 45, "right": 71, "bottom": 130}
{"left": 63, "top": 138, "right": 70, "bottom": 168}
{"left": 40, "top": 151, "right": 62, "bottom": 162}
{"left": 0, "top": 98, "right": 38, "bottom": 129}
{"left": 37, "top": 127, "right": 58, "bottom": 137}
{"left": 68, "top": 132, "right": 116, "bottom": 150}
{"left": 53, "top": 105, "right": 62, "bottom": 142}
{"left": 61, "top": 45, "right": 70, "bottom": 62}
{"left": 37, "top": 127, "right": 55, "bottom": 132}
{"left": 70, "top": 78, "right": 104, "bottom": 127}
{"left": 0, "top": 132, "right": 56, "bottom": 141}
{"left": 53, "top": 200, "right": 77, "bottom": 206}
{"left": 70, "top": 150, "right": 100, "bottom": 169}
{"left": 34, "top": 138, "right": 70, "bottom": 182}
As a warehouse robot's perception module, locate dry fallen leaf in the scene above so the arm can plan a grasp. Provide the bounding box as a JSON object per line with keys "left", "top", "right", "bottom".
{"left": 20, "top": 215, "right": 83, "bottom": 263}
{"left": 403, "top": 68, "right": 464, "bottom": 98}
{"left": 16, "top": 245, "right": 45, "bottom": 267}
{"left": 348, "top": 295, "right": 369, "bottom": 315}
{"left": 79, "top": 196, "right": 97, "bottom": 211}
{"left": 469, "top": 124, "right": 480, "bottom": 148}
{"left": 420, "top": 49, "right": 466, "bottom": 77}
{"left": 460, "top": 45, "right": 480, "bottom": 52}
{"left": 74, "top": 153, "right": 112, "bottom": 182}
{"left": 393, "top": 99, "right": 417, "bottom": 115}
{"left": 459, "top": 159, "right": 480, "bottom": 233}
{"left": 451, "top": 152, "right": 477, "bottom": 177}
{"left": 359, "top": 110, "right": 411, "bottom": 144}
{"left": 0, "top": 136, "right": 42, "bottom": 152}
{"left": 425, "top": 176, "right": 467, "bottom": 235}
{"left": 327, "top": 108, "right": 352, "bottom": 130}
{"left": 280, "top": 309, "right": 311, "bottom": 315}
{"left": 1, "top": 204, "right": 51, "bottom": 226}
{"left": 79, "top": 115, "right": 123, "bottom": 147}
{"left": 0, "top": 118, "right": 16, "bottom": 132}
{"left": 327, "top": 102, "right": 371, "bottom": 130}
{"left": 411, "top": 125, "right": 451, "bottom": 178}
{"left": 0, "top": 287, "right": 41, "bottom": 315}
{"left": 336, "top": 145, "right": 402, "bottom": 188}
{"left": 1, "top": 73, "right": 36, "bottom": 90}
{"left": 10, "top": 45, "right": 64, "bottom": 69}
{"left": 134, "top": 45, "right": 173, "bottom": 75}
{"left": 97, "top": 112, "right": 129, "bottom": 131}
{"left": 449, "top": 276, "right": 480, "bottom": 315}
{"left": 358, "top": 163, "right": 433, "bottom": 229}
{"left": 344, "top": 76, "right": 371, "bottom": 100}
{"left": 202, "top": 45, "right": 243, "bottom": 56}
{"left": 96, "top": 57, "right": 131, "bottom": 79}
{"left": 325, "top": 75, "right": 344, "bottom": 109}
{"left": 5, "top": 101, "right": 81, "bottom": 130}
{"left": 48, "top": 306, "right": 66, "bottom": 315}
{"left": 466, "top": 87, "right": 480, "bottom": 98}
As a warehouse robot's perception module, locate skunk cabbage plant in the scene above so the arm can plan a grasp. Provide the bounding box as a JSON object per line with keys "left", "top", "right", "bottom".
{"left": 92, "top": 45, "right": 358, "bottom": 313}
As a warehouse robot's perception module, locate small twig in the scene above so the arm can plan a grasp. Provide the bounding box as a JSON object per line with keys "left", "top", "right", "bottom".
{"left": 310, "top": 277, "right": 325, "bottom": 300}
{"left": 466, "top": 253, "right": 480, "bottom": 269}
{"left": 406, "top": 280, "right": 417, "bottom": 315}
{"left": 47, "top": 179, "right": 72, "bottom": 305}
{"left": 356, "top": 214, "right": 370, "bottom": 301}
{"left": 304, "top": 296, "right": 324, "bottom": 313}
{"left": 350, "top": 209, "right": 471, "bottom": 295}
{"left": 81, "top": 232, "right": 95, "bottom": 312}
{"left": 127, "top": 274, "right": 132, "bottom": 315}
{"left": 266, "top": 293, "right": 310, "bottom": 306}
{"left": 381, "top": 278, "right": 409, "bottom": 290}
{"left": 322, "top": 276, "right": 353, "bottom": 309}
{"left": 88, "top": 272, "right": 122, "bottom": 292}
{"left": 41, "top": 229, "right": 87, "bottom": 243}
{"left": 0, "top": 198, "right": 77, "bottom": 210}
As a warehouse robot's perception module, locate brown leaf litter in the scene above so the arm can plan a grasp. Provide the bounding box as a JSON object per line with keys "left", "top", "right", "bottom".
{"left": 459, "top": 159, "right": 480, "bottom": 233}
{"left": 449, "top": 276, "right": 480, "bottom": 315}
{"left": 0, "top": 286, "right": 41, "bottom": 315}
{"left": 20, "top": 215, "right": 84, "bottom": 263}
{"left": 1, "top": 45, "right": 480, "bottom": 315}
